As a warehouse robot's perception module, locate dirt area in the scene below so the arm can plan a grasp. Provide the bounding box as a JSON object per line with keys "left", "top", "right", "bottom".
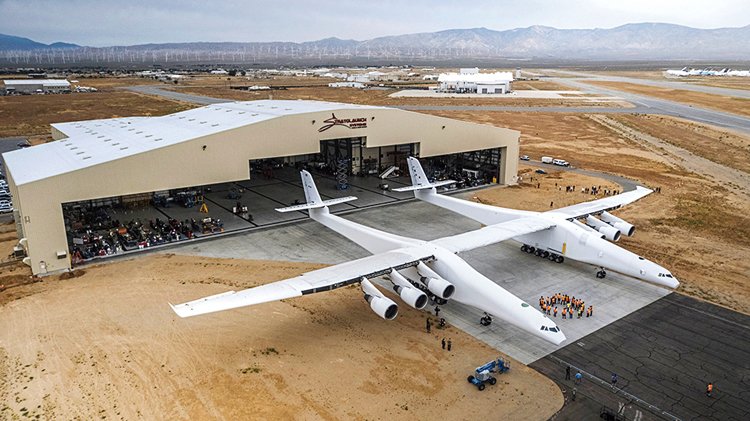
{"left": 0, "top": 91, "right": 195, "bottom": 137}
{"left": 610, "top": 114, "right": 750, "bottom": 174}
{"left": 587, "top": 80, "right": 750, "bottom": 117}
{"left": 424, "top": 110, "right": 750, "bottom": 315}
{"left": 511, "top": 80, "right": 570, "bottom": 91}
{"left": 0, "top": 254, "right": 562, "bottom": 421}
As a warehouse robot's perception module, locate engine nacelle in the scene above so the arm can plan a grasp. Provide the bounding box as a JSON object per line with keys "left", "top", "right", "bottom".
{"left": 585, "top": 216, "right": 621, "bottom": 242}
{"left": 394, "top": 285, "right": 429, "bottom": 310}
{"left": 389, "top": 270, "right": 429, "bottom": 310}
{"left": 416, "top": 262, "right": 455, "bottom": 299}
{"left": 600, "top": 211, "right": 635, "bottom": 236}
{"left": 361, "top": 278, "right": 398, "bottom": 320}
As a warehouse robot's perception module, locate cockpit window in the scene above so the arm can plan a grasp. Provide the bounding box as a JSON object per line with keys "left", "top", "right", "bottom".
{"left": 666, "top": 274, "right": 673, "bottom": 278}
{"left": 549, "top": 327, "right": 559, "bottom": 333}
{"left": 638, "top": 256, "right": 645, "bottom": 260}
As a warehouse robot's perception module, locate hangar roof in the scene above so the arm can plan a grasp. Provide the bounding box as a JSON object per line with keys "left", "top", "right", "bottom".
{"left": 3, "top": 79, "right": 71, "bottom": 87}
{"left": 3, "top": 100, "right": 382, "bottom": 186}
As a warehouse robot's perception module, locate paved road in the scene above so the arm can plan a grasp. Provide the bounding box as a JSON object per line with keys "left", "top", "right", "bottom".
{"left": 532, "top": 292, "right": 750, "bottom": 421}
{"left": 522, "top": 160, "right": 641, "bottom": 192}
{"left": 126, "top": 85, "right": 227, "bottom": 105}
{"left": 549, "top": 77, "right": 750, "bottom": 135}
{"left": 553, "top": 70, "right": 750, "bottom": 100}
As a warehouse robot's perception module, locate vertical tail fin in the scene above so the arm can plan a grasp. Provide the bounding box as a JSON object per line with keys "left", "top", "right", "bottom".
{"left": 275, "top": 170, "right": 357, "bottom": 213}
{"left": 301, "top": 170, "right": 322, "bottom": 205}
{"left": 392, "top": 157, "right": 455, "bottom": 192}
{"left": 406, "top": 156, "right": 430, "bottom": 188}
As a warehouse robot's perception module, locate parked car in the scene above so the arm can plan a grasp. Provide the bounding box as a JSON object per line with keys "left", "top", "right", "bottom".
{"left": 552, "top": 158, "right": 570, "bottom": 167}
{"left": 16, "top": 141, "right": 30, "bottom": 148}
{"left": 535, "top": 169, "right": 547, "bottom": 174}
{"left": 520, "top": 155, "right": 530, "bottom": 161}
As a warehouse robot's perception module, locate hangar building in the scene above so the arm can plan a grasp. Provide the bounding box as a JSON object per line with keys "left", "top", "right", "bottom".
{"left": 3, "top": 100, "right": 520, "bottom": 275}
{"left": 2, "top": 79, "right": 71, "bottom": 94}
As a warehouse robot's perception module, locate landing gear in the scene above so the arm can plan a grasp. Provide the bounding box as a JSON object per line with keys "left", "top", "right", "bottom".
{"left": 523, "top": 244, "right": 564, "bottom": 264}
{"left": 596, "top": 268, "right": 607, "bottom": 279}
{"left": 434, "top": 297, "right": 448, "bottom": 305}
{"left": 480, "top": 313, "right": 493, "bottom": 326}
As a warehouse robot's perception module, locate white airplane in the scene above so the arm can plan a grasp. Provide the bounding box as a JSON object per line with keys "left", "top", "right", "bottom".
{"left": 170, "top": 170, "right": 566, "bottom": 344}
{"left": 395, "top": 157, "right": 679, "bottom": 289}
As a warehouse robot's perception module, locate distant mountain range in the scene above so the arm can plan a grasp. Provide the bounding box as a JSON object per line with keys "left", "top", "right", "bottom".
{"left": 0, "top": 33, "right": 79, "bottom": 50}
{"left": 2, "top": 23, "right": 750, "bottom": 66}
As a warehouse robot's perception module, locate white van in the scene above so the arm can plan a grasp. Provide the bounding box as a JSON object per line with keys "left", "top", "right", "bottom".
{"left": 552, "top": 159, "right": 570, "bottom": 167}
{"left": 541, "top": 156, "right": 553, "bottom": 164}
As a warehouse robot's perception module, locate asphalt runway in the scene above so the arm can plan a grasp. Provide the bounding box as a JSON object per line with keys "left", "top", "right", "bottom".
{"left": 531, "top": 293, "right": 750, "bottom": 421}
{"left": 549, "top": 77, "right": 750, "bottom": 136}
{"left": 553, "top": 70, "right": 750, "bottom": 100}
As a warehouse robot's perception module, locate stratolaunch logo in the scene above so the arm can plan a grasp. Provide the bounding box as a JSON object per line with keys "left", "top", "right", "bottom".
{"left": 318, "top": 113, "right": 368, "bottom": 132}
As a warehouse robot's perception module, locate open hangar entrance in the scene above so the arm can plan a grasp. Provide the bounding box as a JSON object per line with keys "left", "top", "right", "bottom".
{"left": 4, "top": 100, "right": 520, "bottom": 275}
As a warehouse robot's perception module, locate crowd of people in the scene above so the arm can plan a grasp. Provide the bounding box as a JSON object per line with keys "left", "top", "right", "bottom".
{"left": 539, "top": 293, "right": 593, "bottom": 320}
{"left": 555, "top": 183, "right": 621, "bottom": 196}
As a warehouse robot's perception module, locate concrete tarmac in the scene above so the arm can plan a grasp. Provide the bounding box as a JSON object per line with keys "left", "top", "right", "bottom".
{"left": 168, "top": 196, "right": 671, "bottom": 364}
{"left": 532, "top": 293, "right": 750, "bottom": 421}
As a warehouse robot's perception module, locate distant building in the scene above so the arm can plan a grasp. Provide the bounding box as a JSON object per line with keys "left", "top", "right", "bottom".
{"left": 437, "top": 71, "right": 514, "bottom": 94}
{"left": 328, "top": 82, "right": 365, "bottom": 88}
{"left": 210, "top": 69, "right": 228, "bottom": 75}
{"left": 3, "top": 79, "right": 71, "bottom": 94}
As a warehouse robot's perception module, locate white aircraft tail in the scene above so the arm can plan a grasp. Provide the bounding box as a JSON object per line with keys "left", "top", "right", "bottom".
{"left": 275, "top": 170, "right": 357, "bottom": 212}
{"left": 392, "top": 156, "right": 455, "bottom": 192}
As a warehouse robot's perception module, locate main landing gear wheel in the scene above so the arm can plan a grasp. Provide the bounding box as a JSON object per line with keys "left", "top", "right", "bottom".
{"left": 521, "top": 245, "right": 528, "bottom": 252}
{"left": 596, "top": 270, "right": 607, "bottom": 279}
{"left": 434, "top": 297, "right": 448, "bottom": 305}
{"left": 556, "top": 255, "right": 564, "bottom": 264}
{"left": 480, "top": 314, "right": 493, "bottom": 326}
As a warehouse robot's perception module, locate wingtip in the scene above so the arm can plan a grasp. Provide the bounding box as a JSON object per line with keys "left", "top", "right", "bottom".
{"left": 169, "top": 302, "right": 189, "bottom": 318}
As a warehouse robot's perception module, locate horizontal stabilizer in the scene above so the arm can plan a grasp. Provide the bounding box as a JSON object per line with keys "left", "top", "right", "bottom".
{"left": 275, "top": 196, "right": 357, "bottom": 213}
{"left": 392, "top": 180, "right": 456, "bottom": 192}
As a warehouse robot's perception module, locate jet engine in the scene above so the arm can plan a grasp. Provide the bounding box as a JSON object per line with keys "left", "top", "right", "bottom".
{"left": 389, "top": 270, "right": 429, "bottom": 310}
{"left": 570, "top": 219, "right": 606, "bottom": 239}
{"left": 361, "top": 278, "right": 398, "bottom": 320}
{"left": 600, "top": 211, "right": 636, "bottom": 237}
{"left": 585, "top": 216, "right": 621, "bottom": 242}
{"left": 416, "top": 262, "right": 455, "bottom": 299}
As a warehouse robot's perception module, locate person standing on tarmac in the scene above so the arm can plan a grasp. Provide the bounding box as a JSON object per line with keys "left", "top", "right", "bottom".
{"left": 441, "top": 338, "right": 446, "bottom": 350}
{"left": 706, "top": 382, "right": 713, "bottom": 397}
{"left": 565, "top": 366, "right": 571, "bottom": 380}
{"left": 426, "top": 318, "right": 431, "bottom": 333}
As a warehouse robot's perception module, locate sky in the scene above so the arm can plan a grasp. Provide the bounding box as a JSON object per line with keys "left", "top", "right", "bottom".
{"left": 1, "top": 0, "right": 748, "bottom": 46}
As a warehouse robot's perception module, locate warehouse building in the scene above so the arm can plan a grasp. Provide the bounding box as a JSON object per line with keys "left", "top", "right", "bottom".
{"left": 2, "top": 79, "right": 71, "bottom": 94}
{"left": 3, "top": 100, "right": 520, "bottom": 275}
{"left": 438, "top": 70, "right": 514, "bottom": 94}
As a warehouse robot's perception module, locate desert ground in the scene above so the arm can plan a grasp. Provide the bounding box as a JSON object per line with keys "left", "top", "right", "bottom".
{"left": 0, "top": 254, "right": 562, "bottom": 421}
{"left": 0, "top": 77, "right": 195, "bottom": 139}
{"left": 2, "top": 72, "right": 750, "bottom": 419}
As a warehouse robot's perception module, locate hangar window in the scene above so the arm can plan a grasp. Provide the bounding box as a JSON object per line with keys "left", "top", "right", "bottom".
{"left": 76, "top": 152, "right": 84, "bottom": 155}
{"left": 97, "top": 135, "right": 104, "bottom": 138}
{"left": 103, "top": 139, "right": 112, "bottom": 142}
{"left": 153, "top": 138, "right": 162, "bottom": 142}
{"left": 112, "top": 142, "right": 120, "bottom": 146}
{"left": 144, "top": 134, "right": 152, "bottom": 138}
{"left": 119, "top": 147, "right": 128, "bottom": 150}
{"left": 82, "top": 156, "right": 91, "bottom": 160}
{"left": 70, "top": 147, "right": 78, "bottom": 150}
{"left": 211, "top": 124, "right": 219, "bottom": 127}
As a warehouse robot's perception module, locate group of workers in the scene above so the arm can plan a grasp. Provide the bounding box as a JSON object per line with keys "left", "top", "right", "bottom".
{"left": 539, "top": 293, "right": 593, "bottom": 320}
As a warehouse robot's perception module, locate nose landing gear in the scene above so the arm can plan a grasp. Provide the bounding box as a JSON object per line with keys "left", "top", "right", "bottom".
{"left": 596, "top": 268, "right": 607, "bottom": 279}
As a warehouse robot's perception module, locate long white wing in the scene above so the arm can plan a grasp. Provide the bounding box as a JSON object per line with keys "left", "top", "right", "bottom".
{"left": 546, "top": 186, "right": 653, "bottom": 220}
{"left": 170, "top": 247, "right": 433, "bottom": 318}
{"left": 431, "top": 217, "right": 555, "bottom": 253}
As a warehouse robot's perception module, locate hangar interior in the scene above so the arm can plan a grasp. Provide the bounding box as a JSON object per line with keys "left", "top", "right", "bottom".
{"left": 3, "top": 100, "right": 519, "bottom": 274}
